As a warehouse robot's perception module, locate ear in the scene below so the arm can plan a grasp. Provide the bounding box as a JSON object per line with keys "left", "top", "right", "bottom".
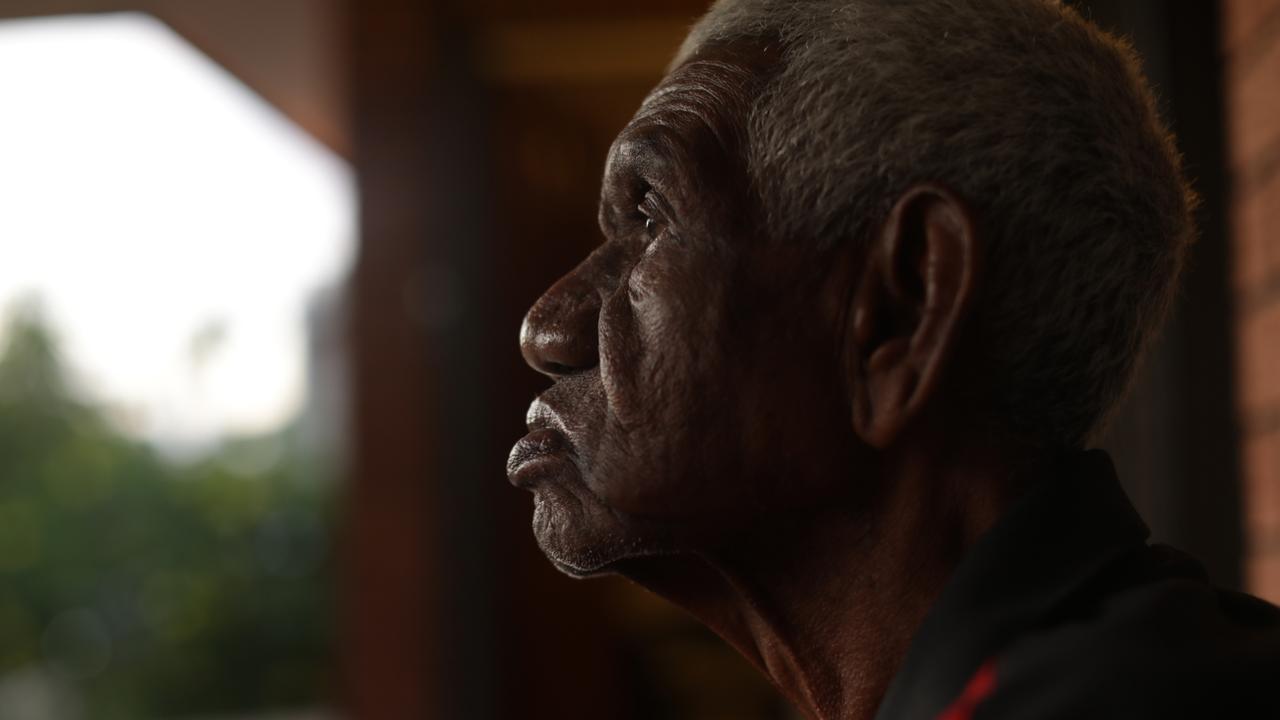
{"left": 848, "top": 185, "right": 981, "bottom": 448}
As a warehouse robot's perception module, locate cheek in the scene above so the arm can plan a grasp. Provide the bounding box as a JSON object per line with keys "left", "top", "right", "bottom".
{"left": 593, "top": 245, "right": 740, "bottom": 514}
{"left": 629, "top": 248, "right": 697, "bottom": 386}
{"left": 633, "top": 245, "right": 727, "bottom": 407}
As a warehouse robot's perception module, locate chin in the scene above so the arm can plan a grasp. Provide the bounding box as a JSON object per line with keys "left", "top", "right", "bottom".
{"left": 529, "top": 483, "right": 671, "bottom": 579}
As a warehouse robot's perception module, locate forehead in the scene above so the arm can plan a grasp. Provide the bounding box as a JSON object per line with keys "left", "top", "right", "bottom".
{"left": 634, "top": 55, "right": 756, "bottom": 146}
{"left": 603, "top": 44, "right": 771, "bottom": 195}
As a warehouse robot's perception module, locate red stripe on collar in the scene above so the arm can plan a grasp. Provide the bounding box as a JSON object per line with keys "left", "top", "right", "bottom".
{"left": 936, "top": 660, "right": 998, "bottom": 720}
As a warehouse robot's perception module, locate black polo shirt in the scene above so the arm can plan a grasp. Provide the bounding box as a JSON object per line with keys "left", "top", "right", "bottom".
{"left": 874, "top": 450, "right": 1280, "bottom": 719}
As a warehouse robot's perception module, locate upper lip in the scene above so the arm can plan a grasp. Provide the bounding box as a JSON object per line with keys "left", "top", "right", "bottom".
{"left": 525, "top": 397, "right": 568, "bottom": 436}
{"left": 506, "top": 397, "right": 574, "bottom": 484}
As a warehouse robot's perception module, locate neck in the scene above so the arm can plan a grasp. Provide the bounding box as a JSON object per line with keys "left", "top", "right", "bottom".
{"left": 618, "top": 445, "right": 1025, "bottom": 720}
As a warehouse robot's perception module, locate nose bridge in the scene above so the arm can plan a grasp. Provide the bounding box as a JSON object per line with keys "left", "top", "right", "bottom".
{"left": 520, "top": 254, "right": 605, "bottom": 377}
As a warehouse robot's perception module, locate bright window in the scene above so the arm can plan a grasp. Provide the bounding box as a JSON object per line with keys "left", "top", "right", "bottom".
{"left": 0, "top": 13, "right": 352, "bottom": 718}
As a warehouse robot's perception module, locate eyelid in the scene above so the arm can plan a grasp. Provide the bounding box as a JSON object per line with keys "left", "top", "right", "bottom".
{"left": 638, "top": 191, "right": 666, "bottom": 237}
{"left": 637, "top": 189, "right": 669, "bottom": 221}
{"left": 636, "top": 187, "right": 654, "bottom": 211}
{"left": 637, "top": 190, "right": 685, "bottom": 250}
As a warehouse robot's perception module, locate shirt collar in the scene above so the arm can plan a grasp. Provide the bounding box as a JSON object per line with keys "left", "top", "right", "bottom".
{"left": 874, "top": 449, "right": 1150, "bottom": 720}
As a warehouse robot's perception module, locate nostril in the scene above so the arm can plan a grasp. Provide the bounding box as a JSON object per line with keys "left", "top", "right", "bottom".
{"left": 524, "top": 327, "right": 597, "bottom": 377}
{"left": 543, "top": 361, "right": 576, "bottom": 377}
{"left": 519, "top": 310, "right": 599, "bottom": 378}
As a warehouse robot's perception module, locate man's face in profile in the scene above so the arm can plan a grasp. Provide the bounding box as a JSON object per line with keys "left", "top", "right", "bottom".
{"left": 503, "top": 3, "right": 1235, "bottom": 718}
{"left": 508, "top": 46, "right": 861, "bottom": 576}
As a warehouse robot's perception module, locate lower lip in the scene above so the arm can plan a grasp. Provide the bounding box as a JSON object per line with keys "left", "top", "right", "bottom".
{"left": 509, "top": 453, "right": 575, "bottom": 488}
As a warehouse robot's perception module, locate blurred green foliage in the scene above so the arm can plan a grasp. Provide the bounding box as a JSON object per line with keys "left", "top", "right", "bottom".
{"left": 0, "top": 304, "right": 334, "bottom": 718}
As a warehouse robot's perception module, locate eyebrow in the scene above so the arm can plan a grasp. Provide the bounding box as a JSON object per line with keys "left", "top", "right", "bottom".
{"left": 611, "top": 130, "right": 670, "bottom": 177}
{"left": 613, "top": 121, "right": 714, "bottom": 201}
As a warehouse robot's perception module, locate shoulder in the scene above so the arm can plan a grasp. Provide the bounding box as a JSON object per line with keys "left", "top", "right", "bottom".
{"left": 972, "top": 550, "right": 1280, "bottom": 719}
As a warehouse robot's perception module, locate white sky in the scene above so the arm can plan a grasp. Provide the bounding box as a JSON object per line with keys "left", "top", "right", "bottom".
{"left": 0, "top": 13, "right": 355, "bottom": 454}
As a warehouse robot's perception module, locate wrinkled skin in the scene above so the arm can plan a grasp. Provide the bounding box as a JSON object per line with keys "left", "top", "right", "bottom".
{"left": 508, "top": 39, "right": 1008, "bottom": 720}
{"left": 509, "top": 43, "right": 865, "bottom": 576}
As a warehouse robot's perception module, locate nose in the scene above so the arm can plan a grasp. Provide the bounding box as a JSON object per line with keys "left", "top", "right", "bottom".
{"left": 520, "top": 266, "right": 601, "bottom": 378}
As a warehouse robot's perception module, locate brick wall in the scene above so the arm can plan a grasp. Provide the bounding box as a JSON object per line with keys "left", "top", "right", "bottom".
{"left": 1224, "top": 0, "right": 1280, "bottom": 601}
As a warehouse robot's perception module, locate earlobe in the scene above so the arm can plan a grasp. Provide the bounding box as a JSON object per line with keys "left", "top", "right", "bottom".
{"left": 847, "top": 185, "right": 980, "bottom": 448}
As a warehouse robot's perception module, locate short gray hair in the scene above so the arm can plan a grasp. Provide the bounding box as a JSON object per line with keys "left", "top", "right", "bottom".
{"left": 676, "top": 0, "right": 1195, "bottom": 449}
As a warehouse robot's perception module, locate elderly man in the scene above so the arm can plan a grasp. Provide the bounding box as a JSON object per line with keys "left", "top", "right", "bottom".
{"left": 506, "top": 0, "right": 1280, "bottom": 717}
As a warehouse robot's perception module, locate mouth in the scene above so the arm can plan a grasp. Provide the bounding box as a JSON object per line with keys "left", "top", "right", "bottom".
{"left": 506, "top": 426, "right": 575, "bottom": 488}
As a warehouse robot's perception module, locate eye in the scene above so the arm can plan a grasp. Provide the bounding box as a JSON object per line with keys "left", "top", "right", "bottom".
{"left": 637, "top": 191, "right": 667, "bottom": 241}
{"left": 643, "top": 215, "right": 659, "bottom": 239}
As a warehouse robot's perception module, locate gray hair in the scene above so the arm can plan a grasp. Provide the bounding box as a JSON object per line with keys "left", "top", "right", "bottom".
{"left": 676, "top": 0, "right": 1195, "bottom": 449}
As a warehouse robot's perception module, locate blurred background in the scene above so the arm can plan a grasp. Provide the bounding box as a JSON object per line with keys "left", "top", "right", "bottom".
{"left": 0, "top": 0, "right": 1275, "bottom": 718}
